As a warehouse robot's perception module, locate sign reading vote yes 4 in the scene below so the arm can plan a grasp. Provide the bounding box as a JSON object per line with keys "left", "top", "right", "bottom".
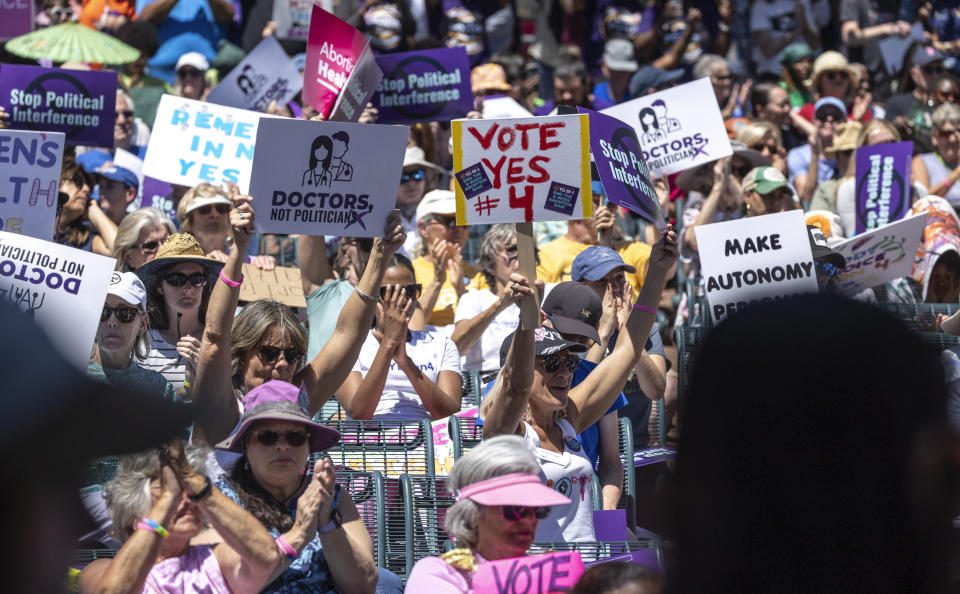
{"left": 372, "top": 47, "right": 474, "bottom": 124}
{"left": 0, "top": 130, "right": 64, "bottom": 241}
{"left": 474, "top": 551, "right": 585, "bottom": 594}
{"left": 207, "top": 36, "right": 302, "bottom": 113}
{"left": 0, "top": 65, "right": 117, "bottom": 148}
{"left": 854, "top": 141, "right": 913, "bottom": 235}
{"left": 250, "top": 118, "right": 408, "bottom": 236}
{"left": 601, "top": 77, "right": 731, "bottom": 175}
{"left": 452, "top": 114, "right": 592, "bottom": 225}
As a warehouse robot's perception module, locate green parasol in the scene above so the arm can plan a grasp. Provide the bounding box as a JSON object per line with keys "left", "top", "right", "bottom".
{"left": 4, "top": 23, "right": 140, "bottom": 65}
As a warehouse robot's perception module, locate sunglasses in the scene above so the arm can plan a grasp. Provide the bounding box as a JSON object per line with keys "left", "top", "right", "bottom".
{"left": 379, "top": 283, "right": 422, "bottom": 300}
{"left": 502, "top": 245, "right": 518, "bottom": 262}
{"left": 101, "top": 305, "right": 141, "bottom": 323}
{"left": 923, "top": 65, "right": 944, "bottom": 76}
{"left": 824, "top": 71, "right": 848, "bottom": 82}
{"left": 815, "top": 110, "right": 844, "bottom": 123}
{"left": 195, "top": 204, "right": 231, "bottom": 216}
{"left": 50, "top": 7, "right": 72, "bottom": 16}
{"left": 501, "top": 505, "right": 551, "bottom": 521}
{"left": 537, "top": 352, "right": 579, "bottom": 373}
{"left": 115, "top": 109, "right": 134, "bottom": 120}
{"left": 162, "top": 272, "right": 207, "bottom": 288}
{"left": 133, "top": 239, "right": 164, "bottom": 253}
{"left": 178, "top": 68, "right": 204, "bottom": 78}
{"left": 938, "top": 128, "right": 959, "bottom": 140}
{"left": 711, "top": 73, "right": 733, "bottom": 82}
{"left": 815, "top": 260, "right": 838, "bottom": 277}
{"left": 429, "top": 215, "right": 458, "bottom": 229}
{"left": 253, "top": 429, "right": 309, "bottom": 447}
{"left": 401, "top": 169, "right": 425, "bottom": 183}
{"left": 256, "top": 345, "right": 303, "bottom": 366}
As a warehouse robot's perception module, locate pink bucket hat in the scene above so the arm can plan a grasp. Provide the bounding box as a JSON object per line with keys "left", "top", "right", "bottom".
{"left": 216, "top": 380, "right": 340, "bottom": 453}
{"left": 455, "top": 472, "right": 571, "bottom": 507}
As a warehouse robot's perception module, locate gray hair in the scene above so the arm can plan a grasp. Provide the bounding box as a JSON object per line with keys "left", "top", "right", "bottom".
{"left": 932, "top": 103, "right": 960, "bottom": 131}
{"left": 444, "top": 435, "right": 542, "bottom": 548}
{"left": 476, "top": 224, "right": 516, "bottom": 287}
{"left": 116, "top": 89, "right": 135, "bottom": 113}
{"left": 693, "top": 54, "right": 729, "bottom": 80}
{"left": 112, "top": 207, "right": 177, "bottom": 272}
{"left": 104, "top": 445, "right": 211, "bottom": 541}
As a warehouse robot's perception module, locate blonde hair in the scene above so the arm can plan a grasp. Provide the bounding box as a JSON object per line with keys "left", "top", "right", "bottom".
{"left": 112, "top": 207, "right": 177, "bottom": 272}
{"left": 177, "top": 183, "right": 223, "bottom": 233}
{"left": 736, "top": 121, "right": 782, "bottom": 149}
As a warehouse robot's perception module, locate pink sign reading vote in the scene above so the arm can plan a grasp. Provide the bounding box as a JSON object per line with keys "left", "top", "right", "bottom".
{"left": 474, "top": 551, "right": 584, "bottom": 594}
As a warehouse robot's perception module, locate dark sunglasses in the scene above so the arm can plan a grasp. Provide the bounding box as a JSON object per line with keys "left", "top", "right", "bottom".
{"left": 379, "top": 283, "right": 422, "bottom": 300}
{"left": 133, "top": 239, "right": 164, "bottom": 252}
{"left": 256, "top": 345, "right": 304, "bottom": 366}
{"left": 253, "top": 429, "right": 309, "bottom": 447}
{"left": 501, "top": 505, "right": 551, "bottom": 521}
{"left": 923, "top": 65, "right": 944, "bottom": 75}
{"left": 115, "top": 109, "right": 134, "bottom": 120}
{"left": 178, "top": 68, "right": 204, "bottom": 78}
{"left": 824, "top": 71, "right": 848, "bottom": 81}
{"left": 162, "top": 272, "right": 207, "bottom": 288}
{"left": 538, "top": 352, "right": 579, "bottom": 373}
{"left": 195, "top": 204, "right": 231, "bottom": 216}
{"left": 815, "top": 260, "right": 838, "bottom": 277}
{"left": 101, "top": 305, "right": 140, "bottom": 323}
{"left": 815, "top": 110, "right": 844, "bottom": 123}
{"left": 429, "top": 215, "right": 458, "bottom": 228}
{"left": 711, "top": 73, "right": 733, "bottom": 82}
{"left": 50, "top": 7, "right": 72, "bottom": 16}
{"left": 401, "top": 169, "right": 425, "bottom": 183}
{"left": 938, "top": 128, "right": 959, "bottom": 139}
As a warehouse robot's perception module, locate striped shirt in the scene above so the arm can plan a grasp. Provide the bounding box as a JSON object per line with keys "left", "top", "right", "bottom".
{"left": 138, "top": 328, "right": 187, "bottom": 393}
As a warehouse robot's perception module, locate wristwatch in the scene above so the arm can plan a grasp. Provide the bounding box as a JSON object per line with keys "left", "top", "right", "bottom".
{"left": 317, "top": 509, "right": 342, "bottom": 534}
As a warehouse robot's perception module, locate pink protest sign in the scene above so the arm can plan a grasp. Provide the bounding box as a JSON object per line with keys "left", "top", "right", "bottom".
{"left": 0, "top": 0, "right": 32, "bottom": 41}
{"left": 474, "top": 551, "right": 584, "bottom": 594}
{"left": 303, "top": 6, "right": 370, "bottom": 119}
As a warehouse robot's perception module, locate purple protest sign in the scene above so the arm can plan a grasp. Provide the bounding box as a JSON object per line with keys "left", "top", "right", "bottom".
{"left": 583, "top": 549, "right": 662, "bottom": 572}
{"left": 372, "top": 47, "right": 474, "bottom": 124}
{"left": 579, "top": 107, "right": 665, "bottom": 229}
{"left": 633, "top": 446, "right": 676, "bottom": 467}
{"left": 0, "top": 65, "right": 117, "bottom": 148}
{"left": 0, "top": 0, "right": 33, "bottom": 41}
{"left": 854, "top": 140, "right": 913, "bottom": 236}
{"left": 593, "top": 509, "right": 627, "bottom": 543}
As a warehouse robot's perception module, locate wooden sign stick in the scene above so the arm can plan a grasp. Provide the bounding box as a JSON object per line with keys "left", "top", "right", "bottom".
{"left": 515, "top": 222, "right": 540, "bottom": 330}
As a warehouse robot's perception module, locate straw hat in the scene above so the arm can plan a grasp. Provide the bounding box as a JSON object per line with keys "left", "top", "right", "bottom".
{"left": 135, "top": 233, "right": 224, "bottom": 293}
{"left": 825, "top": 121, "right": 863, "bottom": 154}
{"left": 471, "top": 63, "right": 511, "bottom": 93}
{"left": 811, "top": 51, "right": 858, "bottom": 91}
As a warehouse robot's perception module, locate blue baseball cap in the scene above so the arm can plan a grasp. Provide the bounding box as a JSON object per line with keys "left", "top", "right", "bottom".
{"left": 293, "top": 53, "right": 306, "bottom": 72}
{"left": 97, "top": 164, "right": 139, "bottom": 191}
{"left": 571, "top": 246, "right": 636, "bottom": 282}
{"left": 76, "top": 149, "right": 113, "bottom": 173}
{"left": 814, "top": 97, "right": 847, "bottom": 119}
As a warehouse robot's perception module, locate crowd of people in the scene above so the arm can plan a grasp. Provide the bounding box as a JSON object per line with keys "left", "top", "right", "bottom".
{"left": 4, "top": 0, "right": 960, "bottom": 592}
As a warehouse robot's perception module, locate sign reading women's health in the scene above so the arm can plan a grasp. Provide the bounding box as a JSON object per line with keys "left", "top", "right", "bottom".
{"left": 833, "top": 213, "right": 926, "bottom": 296}
{"left": 694, "top": 210, "right": 818, "bottom": 323}
{"left": 0, "top": 65, "right": 117, "bottom": 148}
{"left": 249, "top": 118, "right": 408, "bottom": 236}
{"left": 452, "top": 114, "right": 591, "bottom": 225}
{"left": 854, "top": 140, "right": 913, "bottom": 235}
{"left": 0, "top": 232, "right": 115, "bottom": 370}
{"left": 207, "top": 36, "right": 303, "bottom": 112}
{"left": 372, "top": 47, "right": 474, "bottom": 124}
{"left": 601, "top": 77, "right": 731, "bottom": 175}
{"left": 0, "top": 130, "right": 64, "bottom": 241}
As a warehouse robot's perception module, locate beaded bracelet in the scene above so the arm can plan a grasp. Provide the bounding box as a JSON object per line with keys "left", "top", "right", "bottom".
{"left": 632, "top": 303, "right": 657, "bottom": 314}
{"left": 276, "top": 535, "right": 298, "bottom": 560}
{"left": 136, "top": 518, "right": 169, "bottom": 538}
{"left": 219, "top": 270, "right": 243, "bottom": 288}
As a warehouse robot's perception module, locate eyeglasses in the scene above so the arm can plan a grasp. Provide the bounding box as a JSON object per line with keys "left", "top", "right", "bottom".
{"left": 428, "top": 215, "right": 458, "bottom": 228}
{"left": 711, "top": 73, "right": 733, "bottom": 82}
{"left": 256, "top": 345, "right": 303, "bottom": 366}
{"left": 133, "top": 239, "right": 164, "bottom": 253}
{"left": 195, "top": 204, "right": 231, "bottom": 216}
{"left": 500, "top": 505, "right": 551, "bottom": 521}
{"left": 178, "top": 68, "right": 204, "bottom": 78}
{"left": 922, "top": 65, "right": 944, "bottom": 76}
{"left": 50, "top": 7, "right": 72, "bottom": 17}
{"left": 824, "top": 71, "right": 848, "bottom": 82}
{"left": 379, "top": 283, "right": 422, "bottom": 300}
{"left": 162, "top": 272, "right": 207, "bottom": 288}
{"left": 815, "top": 110, "right": 844, "bottom": 123}
{"left": 501, "top": 245, "right": 518, "bottom": 262}
{"left": 101, "top": 305, "right": 140, "bottom": 323}
{"left": 938, "top": 128, "right": 959, "bottom": 140}
{"left": 815, "top": 260, "right": 838, "bottom": 276}
{"left": 537, "top": 352, "right": 579, "bottom": 373}
{"left": 115, "top": 109, "right": 134, "bottom": 121}
{"left": 253, "top": 429, "right": 309, "bottom": 447}
{"left": 401, "top": 169, "right": 425, "bottom": 183}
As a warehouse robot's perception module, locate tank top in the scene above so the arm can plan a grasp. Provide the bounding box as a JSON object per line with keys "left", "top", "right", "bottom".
{"left": 141, "top": 545, "right": 230, "bottom": 593}
{"left": 920, "top": 153, "right": 960, "bottom": 206}
{"left": 522, "top": 419, "right": 596, "bottom": 543}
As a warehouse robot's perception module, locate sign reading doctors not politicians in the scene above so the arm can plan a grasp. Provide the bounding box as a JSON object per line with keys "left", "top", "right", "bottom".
{"left": 0, "top": 130, "right": 64, "bottom": 241}
{"left": 250, "top": 118, "right": 408, "bottom": 236}
{"left": 372, "top": 47, "right": 474, "bottom": 124}
{"left": 207, "top": 36, "right": 302, "bottom": 113}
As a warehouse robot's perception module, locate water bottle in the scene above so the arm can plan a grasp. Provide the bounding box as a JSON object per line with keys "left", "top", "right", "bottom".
{"left": 691, "top": 302, "right": 703, "bottom": 327}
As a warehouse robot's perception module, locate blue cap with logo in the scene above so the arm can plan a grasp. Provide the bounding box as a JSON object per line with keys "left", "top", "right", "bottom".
{"left": 571, "top": 245, "right": 636, "bottom": 282}
{"left": 97, "top": 163, "right": 139, "bottom": 191}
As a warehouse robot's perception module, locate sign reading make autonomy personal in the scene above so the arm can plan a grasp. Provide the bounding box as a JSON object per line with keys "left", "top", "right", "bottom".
{"left": 854, "top": 140, "right": 913, "bottom": 236}
{"left": 600, "top": 77, "right": 731, "bottom": 175}
{"left": 143, "top": 95, "right": 267, "bottom": 193}
{"left": 694, "top": 210, "right": 818, "bottom": 322}
{"left": 0, "top": 130, "right": 65, "bottom": 241}
{"left": 207, "top": 36, "right": 303, "bottom": 113}
{"left": 0, "top": 65, "right": 117, "bottom": 148}
{"left": 579, "top": 107, "right": 664, "bottom": 229}
{"left": 372, "top": 47, "right": 474, "bottom": 124}
{"left": 250, "top": 118, "right": 408, "bottom": 236}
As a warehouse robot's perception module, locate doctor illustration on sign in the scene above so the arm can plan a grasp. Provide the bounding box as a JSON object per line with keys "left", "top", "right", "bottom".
{"left": 302, "top": 135, "right": 335, "bottom": 187}
{"left": 331, "top": 131, "right": 354, "bottom": 182}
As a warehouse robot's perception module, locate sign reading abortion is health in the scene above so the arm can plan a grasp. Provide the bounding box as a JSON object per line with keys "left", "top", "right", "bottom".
{"left": 372, "top": 47, "right": 474, "bottom": 124}
{"left": 854, "top": 140, "right": 913, "bottom": 235}
{"left": 474, "top": 551, "right": 584, "bottom": 594}
{"left": 833, "top": 213, "right": 926, "bottom": 297}
{"left": 694, "top": 210, "right": 818, "bottom": 323}
{"left": 601, "top": 77, "right": 731, "bottom": 175}
{"left": 579, "top": 107, "right": 664, "bottom": 228}
{"left": 303, "top": 7, "right": 374, "bottom": 120}
{"left": 249, "top": 118, "right": 408, "bottom": 236}
{"left": 0, "top": 232, "right": 115, "bottom": 370}
{"left": 207, "top": 36, "right": 302, "bottom": 113}
{"left": 0, "top": 130, "right": 64, "bottom": 241}
{"left": 452, "top": 114, "right": 592, "bottom": 225}
{"left": 143, "top": 95, "right": 267, "bottom": 193}
{"left": 0, "top": 65, "right": 117, "bottom": 148}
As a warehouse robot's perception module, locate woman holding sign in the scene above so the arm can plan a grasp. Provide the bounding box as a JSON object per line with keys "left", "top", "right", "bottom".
{"left": 56, "top": 159, "right": 118, "bottom": 257}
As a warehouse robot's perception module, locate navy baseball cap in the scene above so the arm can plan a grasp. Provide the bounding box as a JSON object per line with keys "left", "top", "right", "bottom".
{"left": 98, "top": 164, "right": 139, "bottom": 191}
{"left": 571, "top": 246, "right": 636, "bottom": 282}
{"left": 628, "top": 66, "right": 683, "bottom": 97}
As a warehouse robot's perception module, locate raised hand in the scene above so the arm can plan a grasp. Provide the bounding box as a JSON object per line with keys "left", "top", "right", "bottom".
{"left": 373, "top": 284, "right": 413, "bottom": 362}
{"left": 429, "top": 237, "right": 451, "bottom": 284}
{"left": 378, "top": 209, "right": 406, "bottom": 257}
{"left": 649, "top": 224, "right": 679, "bottom": 274}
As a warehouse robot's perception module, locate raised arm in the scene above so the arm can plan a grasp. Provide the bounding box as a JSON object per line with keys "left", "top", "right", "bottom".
{"left": 299, "top": 235, "right": 336, "bottom": 297}
{"left": 451, "top": 284, "right": 515, "bottom": 355}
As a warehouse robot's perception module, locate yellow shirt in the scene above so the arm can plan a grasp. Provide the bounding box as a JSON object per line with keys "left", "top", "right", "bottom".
{"left": 412, "top": 256, "right": 486, "bottom": 326}
{"left": 535, "top": 236, "right": 652, "bottom": 293}
{"left": 618, "top": 241, "right": 652, "bottom": 295}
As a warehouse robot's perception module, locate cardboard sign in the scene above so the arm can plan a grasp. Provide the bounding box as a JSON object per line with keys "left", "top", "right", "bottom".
{"left": 0, "top": 233, "right": 115, "bottom": 370}
{"left": 579, "top": 107, "right": 664, "bottom": 228}
{"left": 474, "top": 551, "right": 585, "bottom": 594}
{"left": 207, "top": 36, "right": 303, "bottom": 113}
{"left": 249, "top": 118, "right": 408, "bottom": 236}
{"left": 0, "top": 0, "right": 33, "bottom": 41}
{"left": 272, "top": 0, "right": 314, "bottom": 40}
{"left": 238, "top": 263, "right": 306, "bottom": 307}
{"left": 303, "top": 6, "right": 372, "bottom": 119}
{"left": 452, "top": 114, "right": 592, "bottom": 225}
{"left": 432, "top": 406, "right": 478, "bottom": 475}
{"left": 0, "top": 65, "right": 117, "bottom": 148}
{"left": 143, "top": 95, "right": 268, "bottom": 193}
{"left": 854, "top": 141, "right": 913, "bottom": 235}
{"left": 328, "top": 44, "right": 383, "bottom": 123}
{"left": 601, "top": 78, "right": 732, "bottom": 175}
{"left": 372, "top": 47, "right": 474, "bottom": 124}
{"left": 694, "top": 210, "right": 818, "bottom": 323}
{"left": 833, "top": 213, "right": 926, "bottom": 296}
{"left": 0, "top": 130, "right": 64, "bottom": 241}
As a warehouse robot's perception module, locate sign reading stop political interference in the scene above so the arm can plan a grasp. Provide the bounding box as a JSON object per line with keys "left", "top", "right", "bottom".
{"left": 372, "top": 47, "right": 474, "bottom": 124}
{"left": 452, "top": 114, "right": 592, "bottom": 225}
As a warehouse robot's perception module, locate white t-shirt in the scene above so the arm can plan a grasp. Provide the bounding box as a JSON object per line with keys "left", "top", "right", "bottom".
{"left": 350, "top": 327, "right": 462, "bottom": 420}
{"left": 750, "top": 0, "right": 816, "bottom": 76}
{"left": 453, "top": 288, "right": 519, "bottom": 372}
{"left": 138, "top": 328, "right": 186, "bottom": 392}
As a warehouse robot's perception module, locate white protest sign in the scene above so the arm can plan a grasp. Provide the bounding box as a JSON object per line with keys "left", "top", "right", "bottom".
{"left": 0, "top": 130, "right": 64, "bottom": 241}
{"left": 601, "top": 77, "right": 731, "bottom": 175}
{"left": 143, "top": 95, "right": 269, "bottom": 193}
{"left": 0, "top": 232, "right": 115, "bottom": 370}
{"left": 207, "top": 36, "right": 303, "bottom": 113}
{"left": 249, "top": 118, "right": 408, "bottom": 236}
{"left": 832, "top": 213, "right": 926, "bottom": 297}
{"left": 481, "top": 95, "right": 533, "bottom": 119}
{"left": 272, "top": 0, "right": 313, "bottom": 40}
{"left": 451, "top": 114, "right": 591, "bottom": 225}
{"left": 694, "top": 210, "right": 818, "bottom": 322}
